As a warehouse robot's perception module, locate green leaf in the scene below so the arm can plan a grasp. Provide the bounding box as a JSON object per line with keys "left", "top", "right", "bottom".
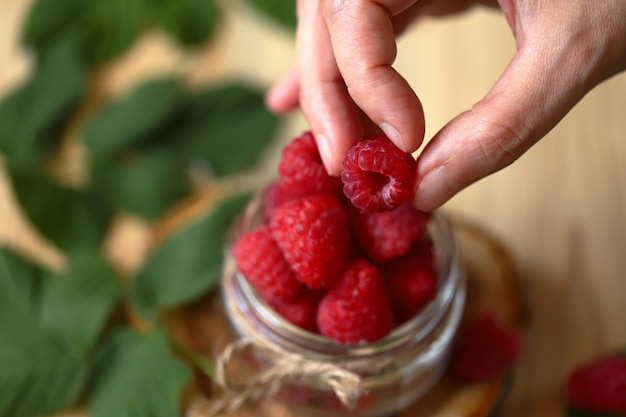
{"left": 131, "top": 193, "right": 250, "bottom": 320}
{"left": 81, "top": 0, "right": 148, "bottom": 63}
{"left": 40, "top": 249, "right": 121, "bottom": 352}
{"left": 83, "top": 77, "right": 183, "bottom": 160}
{"left": 0, "top": 246, "right": 44, "bottom": 312}
{"left": 0, "top": 331, "right": 89, "bottom": 417}
{"left": 153, "top": 0, "right": 220, "bottom": 46}
{"left": 173, "top": 83, "right": 281, "bottom": 176}
{"left": 21, "top": 0, "right": 147, "bottom": 64}
{"left": 0, "top": 248, "right": 89, "bottom": 417}
{"left": 20, "top": 0, "right": 90, "bottom": 57}
{"left": 8, "top": 169, "right": 112, "bottom": 252}
{"left": 88, "top": 328, "right": 192, "bottom": 417}
{"left": 184, "top": 104, "right": 280, "bottom": 176}
{"left": 243, "top": 0, "right": 296, "bottom": 30}
{"left": 0, "top": 38, "right": 86, "bottom": 169}
{"left": 90, "top": 147, "right": 189, "bottom": 220}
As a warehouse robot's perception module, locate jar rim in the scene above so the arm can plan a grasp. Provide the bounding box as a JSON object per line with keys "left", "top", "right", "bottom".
{"left": 225, "top": 196, "right": 463, "bottom": 359}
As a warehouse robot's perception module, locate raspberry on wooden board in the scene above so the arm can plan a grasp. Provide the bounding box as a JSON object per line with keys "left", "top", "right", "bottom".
{"left": 566, "top": 353, "right": 626, "bottom": 414}
{"left": 341, "top": 135, "right": 417, "bottom": 213}
{"left": 450, "top": 312, "right": 523, "bottom": 382}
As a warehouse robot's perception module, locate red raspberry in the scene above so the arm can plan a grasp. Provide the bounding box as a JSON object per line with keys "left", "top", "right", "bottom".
{"left": 317, "top": 259, "right": 393, "bottom": 344}
{"left": 271, "top": 194, "right": 350, "bottom": 290}
{"left": 383, "top": 240, "right": 438, "bottom": 325}
{"left": 352, "top": 202, "right": 429, "bottom": 263}
{"left": 261, "top": 180, "right": 297, "bottom": 224}
{"left": 232, "top": 226, "right": 303, "bottom": 303}
{"left": 341, "top": 135, "right": 417, "bottom": 212}
{"left": 269, "top": 289, "right": 323, "bottom": 333}
{"left": 567, "top": 354, "right": 626, "bottom": 414}
{"left": 279, "top": 131, "right": 343, "bottom": 198}
{"left": 450, "top": 312, "right": 523, "bottom": 382}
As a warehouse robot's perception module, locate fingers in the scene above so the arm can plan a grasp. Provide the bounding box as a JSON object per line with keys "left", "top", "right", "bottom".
{"left": 322, "top": 0, "right": 425, "bottom": 153}
{"left": 296, "top": 0, "right": 365, "bottom": 175}
{"left": 413, "top": 0, "right": 626, "bottom": 211}
{"left": 412, "top": 37, "right": 597, "bottom": 211}
{"left": 266, "top": 66, "right": 300, "bottom": 114}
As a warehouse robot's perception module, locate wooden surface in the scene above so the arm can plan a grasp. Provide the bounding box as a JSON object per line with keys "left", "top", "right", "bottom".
{"left": 2, "top": 1, "right": 626, "bottom": 416}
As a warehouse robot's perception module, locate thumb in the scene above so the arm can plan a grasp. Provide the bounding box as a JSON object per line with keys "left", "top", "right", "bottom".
{"left": 412, "top": 39, "right": 599, "bottom": 211}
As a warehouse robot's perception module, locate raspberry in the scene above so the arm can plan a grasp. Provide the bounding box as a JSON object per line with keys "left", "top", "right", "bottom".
{"left": 317, "top": 259, "right": 393, "bottom": 344}
{"left": 261, "top": 180, "right": 297, "bottom": 224}
{"left": 352, "top": 202, "right": 429, "bottom": 263}
{"left": 341, "top": 135, "right": 417, "bottom": 212}
{"left": 269, "top": 289, "right": 322, "bottom": 333}
{"left": 383, "top": 240, "right": 438, "bottom": 325}
{"left": 279, "top": 131, "right": 343, "bottom": 198}
{"left": 566, "top": 354, "right": 626, "bottom": 414}
{"left": 271, "top": 194, "right": 350, "bottom": 290}
{"left": 232, "top": 226, "right": 303, "bottom": 303}
{"left": 450, "top": 312, "right": 523, "bottom": 382}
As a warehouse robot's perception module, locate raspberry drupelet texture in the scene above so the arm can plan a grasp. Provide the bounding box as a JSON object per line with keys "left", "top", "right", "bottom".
{"left": 383, "top": 239, "right": 438, "bottom": 325}
{"left": 279, "top": 131, "right": 343, "bottom": 199}
{"left": 341, "top": 135, "right": 417, "bottom": 213}
{"left": 450, "top": 312, "right": 523, "bottom": 382}
{"left": 261, "top": 180, "right": 296, "bottom": 224}
{"left": 352, "top": 202, "right": 430, "bottom": 263}
{"left": 317, "top": 258, "right": 393, "bottom": 344}
{"left": 567, "top": 354, "right": 626, "bottom": 414}
{"left": 270, "top": 194, "right": 350, "bottom": 290}
{"left": 269, "top": 289, "right": 323, "bottom": 333}
{"left": 232, "top": 226, "right": 303, "bottom": 303}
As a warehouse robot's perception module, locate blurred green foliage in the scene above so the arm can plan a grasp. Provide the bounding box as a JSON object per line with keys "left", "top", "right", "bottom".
{"left": 0, "top": 0, "right": 296, "bottom": 416}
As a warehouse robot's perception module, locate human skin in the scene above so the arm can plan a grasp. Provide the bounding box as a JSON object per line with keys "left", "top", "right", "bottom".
{"left": 266, "top": 0, "right": 626, "bottom": 211}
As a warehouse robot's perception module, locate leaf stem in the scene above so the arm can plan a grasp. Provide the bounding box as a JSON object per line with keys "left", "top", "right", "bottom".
{"left": 173, "top": 341, "right": 217, "bottom": 380}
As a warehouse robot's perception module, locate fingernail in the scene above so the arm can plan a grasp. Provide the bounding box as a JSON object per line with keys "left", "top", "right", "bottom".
{"left": 316, "top": 133, "right": 333, "bottom": 174}
{"left": 380, "top": 122, "right": 406, "bottom": 151}
{"left": 413, "top": 167, "right": 454, "bottom": 211}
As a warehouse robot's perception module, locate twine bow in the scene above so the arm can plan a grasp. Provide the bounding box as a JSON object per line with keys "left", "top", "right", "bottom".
{"left": 187, "top": 338, "right": 364, "bottom": 417}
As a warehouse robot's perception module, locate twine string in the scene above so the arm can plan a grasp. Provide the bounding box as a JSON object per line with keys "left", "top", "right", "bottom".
{"left": 188, "top": 338, "right": 366, "bottom": 417}
{"left": 187, "top": 254, "right": 393, "bottom": 416}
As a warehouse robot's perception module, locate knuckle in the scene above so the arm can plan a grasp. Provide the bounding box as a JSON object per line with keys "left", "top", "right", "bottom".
{"left": 323, "top": 0, "right": 351, "bottom": 18}
{"left": 469, "top": 109, "right": 530, "bottom": 171}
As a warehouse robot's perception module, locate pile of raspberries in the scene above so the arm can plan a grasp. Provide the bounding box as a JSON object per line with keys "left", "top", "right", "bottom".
{"left": 232, "top": 132, "right": 435, "bottom": 344}
{"left": 231, "top": 131, "right": 626, "bottom": 410}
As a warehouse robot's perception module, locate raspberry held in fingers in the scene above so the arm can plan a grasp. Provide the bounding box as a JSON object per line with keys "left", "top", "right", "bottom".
{"left": 341, "top": 135, "right": 417, "bottom": 212}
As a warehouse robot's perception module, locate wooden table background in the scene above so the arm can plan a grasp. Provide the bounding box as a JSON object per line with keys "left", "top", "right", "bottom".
{"left": 2, "top": 1, "right": 625, "bottom": 416}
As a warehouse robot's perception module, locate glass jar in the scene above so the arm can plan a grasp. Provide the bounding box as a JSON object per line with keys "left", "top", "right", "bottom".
{"left": 218, "top": 197, "right": 466, "bottom": 417}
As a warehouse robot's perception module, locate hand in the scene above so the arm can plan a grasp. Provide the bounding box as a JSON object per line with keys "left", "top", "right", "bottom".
{"left": 266, "top": 0, "right": 626, "bottom": 211}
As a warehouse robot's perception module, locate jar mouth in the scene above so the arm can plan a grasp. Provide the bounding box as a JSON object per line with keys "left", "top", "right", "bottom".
{"left": 225, "top": 195, "right": 463, "bottom": 359}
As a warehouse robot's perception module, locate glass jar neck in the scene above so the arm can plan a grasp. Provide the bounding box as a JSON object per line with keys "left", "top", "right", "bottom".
{"left": 222, "top": 210, "right": 463, "bottom": 362}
